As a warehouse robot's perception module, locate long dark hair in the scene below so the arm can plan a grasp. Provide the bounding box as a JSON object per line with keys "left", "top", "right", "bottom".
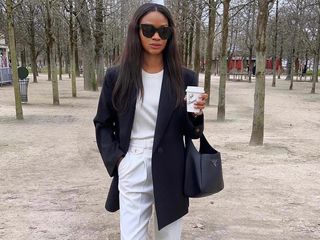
{"left": 112, "top": 3, "right": 184, "bottom": 113}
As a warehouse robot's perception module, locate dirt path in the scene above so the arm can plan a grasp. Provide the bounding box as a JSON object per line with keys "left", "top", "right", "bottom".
{"left": 0, "top": 74, "right": 319, "bottom": 240}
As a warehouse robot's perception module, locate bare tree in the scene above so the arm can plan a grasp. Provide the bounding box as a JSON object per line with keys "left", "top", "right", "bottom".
{"left": 217, "top": 0, "right": 230, "bottom": 121}
{"left": 204, "top": 0, "right": 217, "bottom": 106}
{"left": 311, "top": 0, "right": 320, "bottom": 93}
{"left": 6, "top": 0, "right": 23, "bottom": 119}
{"left": 289, "top": 0, "right": 301, "bottom": 90}
{"left": 67, "top": 0, "right": 77, "bottom": 97}
{"left": 45, "top": 0, "right": 59, "bottom": 105}
{"left": 271, "top": 0, "right": 279, "bottom": 87}
{"left": 250, "top": 0, "right": 275, "bottom": 146}
{"left": 95, "top": 0, "right": 104, "bottom": 87}
{"left": 246, "top": 0, "right": 256, "bottom": 83}
{"left": 193, "top": 0, "right": 204, "bottom": 76}
{"left": 75, "top": 0, "right": 97, "bottom": 91}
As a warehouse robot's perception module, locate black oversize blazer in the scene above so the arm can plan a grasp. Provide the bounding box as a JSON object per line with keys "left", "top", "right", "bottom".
{"left": 93, "top": 66, "right": 204, "bottom": 230}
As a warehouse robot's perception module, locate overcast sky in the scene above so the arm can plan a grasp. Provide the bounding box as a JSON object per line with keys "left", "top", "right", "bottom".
{"left": 152, "top": 0, "right": 164, "bottom": 5}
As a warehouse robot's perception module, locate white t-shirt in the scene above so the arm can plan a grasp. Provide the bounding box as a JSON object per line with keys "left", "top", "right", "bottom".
{"left": 130, "top": 69, "right": 163, "bottom": 140}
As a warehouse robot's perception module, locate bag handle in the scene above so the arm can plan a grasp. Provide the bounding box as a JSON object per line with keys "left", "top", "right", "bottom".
{"left": 185, "top": 134, "right": 218, "bottom": 154}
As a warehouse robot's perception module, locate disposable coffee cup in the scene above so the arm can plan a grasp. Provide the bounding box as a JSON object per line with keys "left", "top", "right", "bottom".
{"left": 186, "top": 86, "right": 204, "bottom": 113}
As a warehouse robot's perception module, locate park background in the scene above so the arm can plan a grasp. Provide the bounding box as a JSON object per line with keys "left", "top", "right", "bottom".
{"left": 1, "top": 0, "right": 320, "bottom": 239}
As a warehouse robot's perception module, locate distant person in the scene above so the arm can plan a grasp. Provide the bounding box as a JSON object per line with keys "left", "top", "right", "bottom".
{"left": 94, "top": 3, "right": 208, "bottom": 240}
{"left": 302, "top": 64, "right": 307, "bottom": 76}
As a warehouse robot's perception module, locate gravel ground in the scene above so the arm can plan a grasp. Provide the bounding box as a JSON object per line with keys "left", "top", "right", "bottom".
{"left": 0, "top": 73, "right": 319, "bottom": 240}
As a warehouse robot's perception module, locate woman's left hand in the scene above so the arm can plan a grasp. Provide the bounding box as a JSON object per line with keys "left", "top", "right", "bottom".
{"left": 193, "top": 93, "right": 208, "bottom": 116}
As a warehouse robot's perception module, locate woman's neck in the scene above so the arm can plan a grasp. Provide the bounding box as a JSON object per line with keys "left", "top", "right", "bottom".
{"left": 142, "top": 53, "right": 164, "bottom": 73}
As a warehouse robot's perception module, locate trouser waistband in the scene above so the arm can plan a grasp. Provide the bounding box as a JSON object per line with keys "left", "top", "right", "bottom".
{"left": 129, "top": 138, "right": 154, "bottom": 150}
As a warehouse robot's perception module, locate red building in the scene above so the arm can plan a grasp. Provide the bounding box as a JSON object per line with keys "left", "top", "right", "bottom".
{"left": 227, "top": 57, "right": 282, "bottom": 73}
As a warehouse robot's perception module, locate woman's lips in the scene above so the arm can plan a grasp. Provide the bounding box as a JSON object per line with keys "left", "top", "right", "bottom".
{"left": 150, "top": 44, "right": 162, "bottom": 49}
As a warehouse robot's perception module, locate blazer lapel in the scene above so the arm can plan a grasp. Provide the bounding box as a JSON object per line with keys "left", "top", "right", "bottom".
{"left": 153, "top": 68, "right": 176, "bottom": 153}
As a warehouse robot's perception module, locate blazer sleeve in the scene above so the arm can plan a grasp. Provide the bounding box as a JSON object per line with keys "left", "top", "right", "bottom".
{"left": 93, "top": 68, "right": 124, "bottom": 177}
{"left": 183, "top": 70, "right": 204, "bottom": 139}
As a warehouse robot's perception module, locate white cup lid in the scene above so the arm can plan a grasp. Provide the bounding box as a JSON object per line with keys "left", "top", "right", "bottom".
{"left": 186, "top": 86, "right": 204, "bottom": 93}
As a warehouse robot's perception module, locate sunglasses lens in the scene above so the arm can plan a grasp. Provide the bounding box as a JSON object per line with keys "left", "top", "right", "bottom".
{"left": 158, "top": 27, "right": 172, "bottom": 40}
{"left": 141, "top": 25, "right": 156, "bottom": 38}
{"left": 140, "top": 24, "right": 172, "bottom": 40}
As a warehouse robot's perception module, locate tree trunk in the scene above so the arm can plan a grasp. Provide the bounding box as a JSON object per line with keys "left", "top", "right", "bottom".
{"left": 248, "top": 47, "right": 253, "bottom": 82}
{"left": 46, "top": 0, "right": 59, "bottom": 105}
{"left": 289, "top": 0, "right": 300, "bottom": 88}
{"left": 46, "top": 42, "right": 51, "bottom": 81}
{"left": 204, "top": 0, "right": 217, "bottom": 106}
{"left": 188, "top": 7, "right": 195, "bottom": 68}
{"left": 65, "top": 46, "right": 70, "bottom": 77}
{"left": 6, "top": 0, "right": 23, "bottom": 119}
{"left": 95, "top": 0, "right": 104, "bottom": 87}
{"left": 289, "top": 49, "right": 295, "bottom": 90}
{"left": 217, "top": 0, "right": 230, "bottom": 121}
{"left": 57, "top": 36, "right": 63, "bottom": 81}
{"left": 75, "top": 0, "right": 97, "bottom": 91}
{"left": 74, "top": 29, "right": 80, "bottom": 77}
{"left": 303, "top": 53, "right": 308, "bottom": 81}
{"left": 51, "top": 42, "right": 59, "bottom": 105}
{"left": 311, "top": 16, "right": 320, "bottom": 93}
{"left": 278, "top": 36, "right": 283, "bottom": 79}
{"left": 29, "top": 12, "right": 37, "bottom": 83}
{"left": 193, "top": 1, "right": 203, "bottom": 76}
{"left": 179, "top": 0, "right": 188, "bottom": 64}
{"left": 69, "top": 0, "right": 77, "bottom": 97}
{"left": 21, "top": 47, "right": 26, "bottom": 67}
{"left": 184, "top": 31, "right": 189, "bottom": 66}
{"left": 272, "top": 0, "right": 279, "bottom": 87}
{"left": 311, "top": 53, "right": 319, "bottom": 94}
{"left": 248, "top": 1, "right": 256, "bottom": 83}
{"left": 250, "top": 0, "right": 275, "bottom": 146}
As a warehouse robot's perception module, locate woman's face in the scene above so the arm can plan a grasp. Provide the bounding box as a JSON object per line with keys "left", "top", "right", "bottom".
{"left": 139, "top": 11, "right": 169, "bottom": 56}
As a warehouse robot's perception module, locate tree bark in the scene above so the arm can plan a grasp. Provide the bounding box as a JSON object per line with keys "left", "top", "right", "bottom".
{"left": 46, "top": 0, "right": 59, "bottom": 105}
{"left": 289, "top": 49, "right": 295, "bottom": 90}
{"left": 74, "top": 29, "right": 80, "bottom": 77}
{"left": 204, "top": 0, "right": 217, "bottom": 106}
{"left": 21, "top": 47, "right": 26, "bottom": 67}
{"left": 272, "top": 0, "right": 279, "bottom": 87}
{"left": 75, "top": 0, "right": 97, "bottom": 91}
{"left": 193, "top": 0, "right": 203, "bottom": 76}
{"left": 69, "top": 0, "right": 77, "bottom": 97}
{"left": 217, "top": 0, "right": 230, "bottom": 121}
{"left": 50, "top": 42, "right": 59, "bottom": 105}
{"left": 188, "top": 5, "right": 195, "bottom": 68}
{"left": 248, "top": 1, "right": 256, "bottom": 83}
{"left": 46, "top": 45, "right": 51, "bottom": 81}
{"left": 29, "top": 8, "right": 38, "bottom": 83}
{"left": 6, "top": 0, "right": 23, "bottom": 119}
{"left": 65, "top": 46, "right": 70, "bottom": 77}
{"left": 289, "top": 0, "right": 300, "bottom": 89}
{"left": 311, "top": 15, "right": 320, "bottom": 93}
{"left": 311, "top": 53, "right": 319, "bottom": 94}
{"left": 57, "top": 33, "right": 63, "bottom": 81}
{"left": 95, "top": 0, "right": 104, "bottom": 87}
{"left": 250, "top": 0, "right": 275, "bottom": 146}
{"left": 278, "top": 36, "right": 283, "bottom": 79}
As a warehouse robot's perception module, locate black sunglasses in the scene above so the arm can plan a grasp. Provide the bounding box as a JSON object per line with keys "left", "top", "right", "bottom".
{"left": 139, "top": 24, "right": 172, "bottom": 40}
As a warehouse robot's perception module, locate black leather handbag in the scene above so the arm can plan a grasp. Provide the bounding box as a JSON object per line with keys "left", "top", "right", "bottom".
{"left": 184, "top": 134, "right": 224, "bottom": 198}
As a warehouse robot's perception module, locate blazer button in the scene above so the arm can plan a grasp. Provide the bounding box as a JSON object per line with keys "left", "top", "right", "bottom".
{"left": 158, "top": 147, "right": 163, "bottom": 153}
{"left": 195, "top": 128, "right": 200, "bottom": 133}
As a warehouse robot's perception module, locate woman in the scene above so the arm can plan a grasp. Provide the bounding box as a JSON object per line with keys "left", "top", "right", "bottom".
{"left": 94, "top": 3, "right": 208, "bottom": 239}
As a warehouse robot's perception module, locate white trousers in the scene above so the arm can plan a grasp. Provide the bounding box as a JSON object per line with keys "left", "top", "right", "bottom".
{"left": 118, "top": 138, "right": 182, "bottom": 240}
